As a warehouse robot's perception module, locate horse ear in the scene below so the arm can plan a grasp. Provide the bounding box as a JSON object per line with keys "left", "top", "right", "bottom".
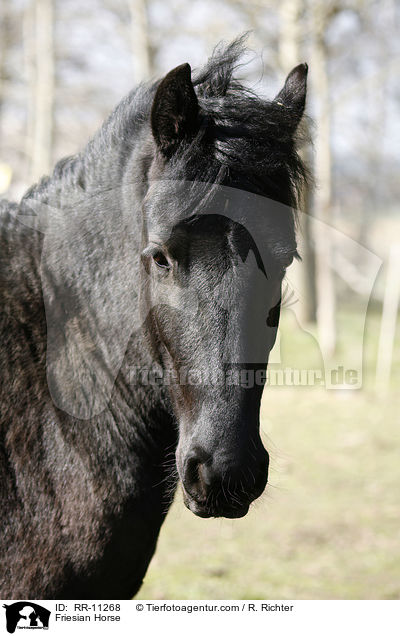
{"left": 151, "top": 63, "right": 199, "bottom": 158}
{"left": 274, "top": 63, "right": 308, "bottom": 130}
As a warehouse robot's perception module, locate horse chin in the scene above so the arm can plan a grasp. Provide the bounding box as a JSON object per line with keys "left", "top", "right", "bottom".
{"left": 182, "top": 489, "right": 250, "bottom": 519}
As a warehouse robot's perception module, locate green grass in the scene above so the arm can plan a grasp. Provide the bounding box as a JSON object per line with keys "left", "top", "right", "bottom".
{"left": 137, "top": 306, "right": 400, "bottom": 599}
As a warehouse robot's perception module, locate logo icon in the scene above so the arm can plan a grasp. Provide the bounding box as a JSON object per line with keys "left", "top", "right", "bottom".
{"left": 2, "top": 602, "right": 50, "bottom": 633}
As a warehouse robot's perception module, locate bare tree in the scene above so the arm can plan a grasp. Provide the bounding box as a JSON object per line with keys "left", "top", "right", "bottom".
{"left": 0, "top": 2, "right": 16, "bottom": 138}
{"left": 279, "top": 0, "right": 302, "bottom": 68}
{"left": 129, "top": 0, "right": 153, "bottom": 81}
{"left": 279, "top": 0, "right": 316, "bottom": 324}
{"left": 0, "top": 2, "right": 7, "bottom": 124}
{"left": 309, "top": 0, "right": 336, "bottom": 357}
{"left": 26, "top": 0, "right": 55, "bottom": 182}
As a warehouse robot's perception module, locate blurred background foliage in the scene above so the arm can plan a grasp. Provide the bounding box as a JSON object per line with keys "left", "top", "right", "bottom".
{"left": 0, "top": 0, "right": 399, "bottom": 599}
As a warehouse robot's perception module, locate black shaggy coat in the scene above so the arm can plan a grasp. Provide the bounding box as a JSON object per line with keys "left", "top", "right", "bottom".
{"left": 0, "top": 198, "right": 177, "bottom": 598}
{"left": 0, "top": 38, "right": 307, "bottom": 599}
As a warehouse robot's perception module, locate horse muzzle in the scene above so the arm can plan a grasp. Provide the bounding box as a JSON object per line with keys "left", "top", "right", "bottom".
{"left": 178, "top": 444, "right": 269, "bottom": 519}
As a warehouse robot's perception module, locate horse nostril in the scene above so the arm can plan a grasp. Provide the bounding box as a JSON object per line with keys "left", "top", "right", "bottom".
{"left": 184, "top": 456, "right": 200, "bottom": 488}
{"left": 197, "top": 462, "right": 215, "bottom": 488}
{"left": 183, "top": 451, "right": 213, "bottom": 502}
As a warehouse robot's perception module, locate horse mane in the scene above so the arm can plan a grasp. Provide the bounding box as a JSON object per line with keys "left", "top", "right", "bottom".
{"left": 155, "top": 35, "right": 309, "bottom": 208}
{"left": 21, "top": 36, "right": 308, "bottom": 212}
{"left": 191, "top": 37, "right": 309, "bottom": 206}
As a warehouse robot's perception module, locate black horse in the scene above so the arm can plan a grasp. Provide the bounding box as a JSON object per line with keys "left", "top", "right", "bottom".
{"left": 0, "top": 39, "right": 308, "bottom": 599}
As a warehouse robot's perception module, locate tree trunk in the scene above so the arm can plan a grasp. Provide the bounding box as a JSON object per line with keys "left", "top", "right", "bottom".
{"left": 0, "top": 4, "right": 6, "bottom": 125}
{"left": 309, "top": 2, "right": 336, "bottom": 358}
{"left": 279, "top": 0, "right": 316, "bottom": 323}
{"left": 279, "top": 0, "right": 301, "bottom": 69}
{"left": 27, "top": 0, "right": 55, "bottom": 182}
{"left": 129, "top": 0, "right": 152, "bottom": 82}
{"left": 0, "top": 3, "right": 12, "bottom": 136}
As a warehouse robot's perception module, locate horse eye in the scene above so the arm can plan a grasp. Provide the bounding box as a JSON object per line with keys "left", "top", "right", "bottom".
{"left": 153, "top": 251, "right": 170, "bottom": 270}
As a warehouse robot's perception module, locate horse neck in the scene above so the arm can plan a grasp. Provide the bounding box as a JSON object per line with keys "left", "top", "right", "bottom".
{"left": 15, "top": 87, "right": 167, "bottom": 430}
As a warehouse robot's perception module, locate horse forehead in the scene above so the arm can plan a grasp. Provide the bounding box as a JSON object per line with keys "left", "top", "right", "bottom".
{"left": 145, "top": 180, "right": 296, "bottom": 254}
